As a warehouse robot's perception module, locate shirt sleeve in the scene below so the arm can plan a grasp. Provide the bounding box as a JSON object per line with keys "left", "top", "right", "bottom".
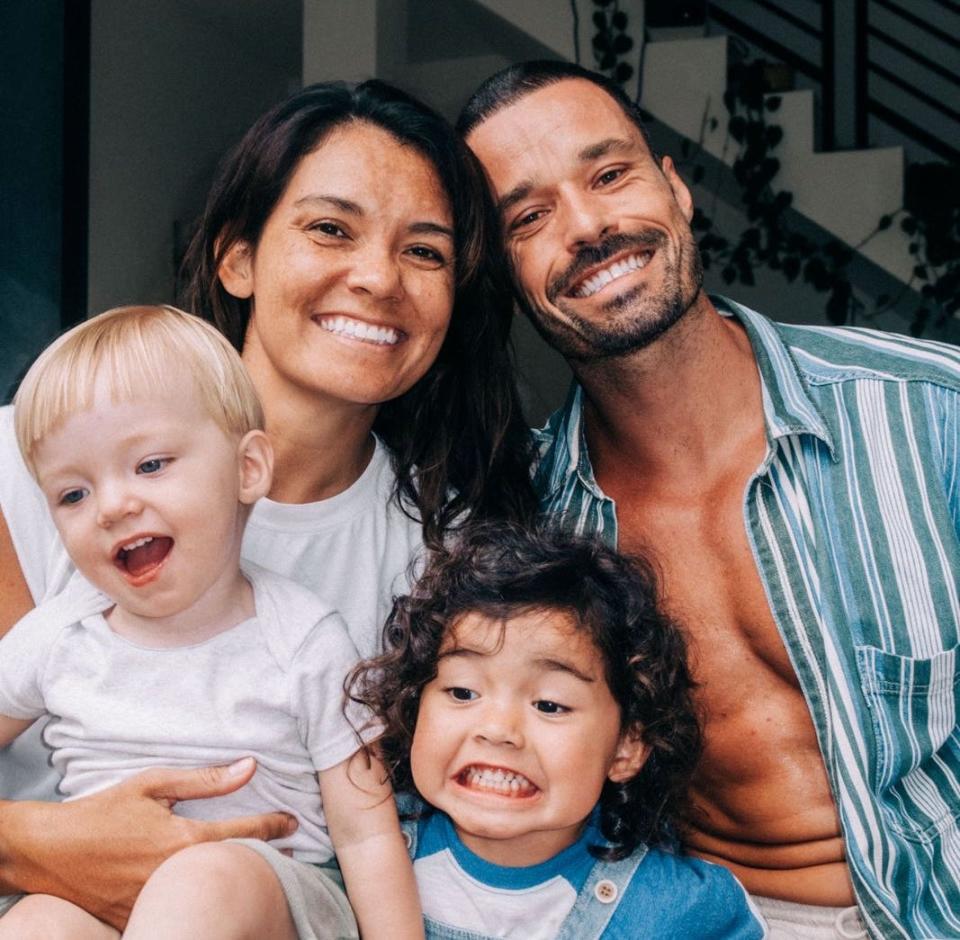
{"left": 934, "top": 385, "right": 960, "bottom": 538}
{"left": 0, "top": 576, "right": 108, "bottom": 719}
{"left": 289, "top": 610, "right": 382, "bottom": 773}
{"left": 0, "top": 605, "right": 57, "bottom": 719}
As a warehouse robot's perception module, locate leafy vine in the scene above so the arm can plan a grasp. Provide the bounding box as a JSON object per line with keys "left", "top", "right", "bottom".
{"left": 583, "top": 0, "right": 959, "bottom": 336}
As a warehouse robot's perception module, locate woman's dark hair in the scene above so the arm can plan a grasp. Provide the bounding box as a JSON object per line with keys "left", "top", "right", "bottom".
{"left": 180, "top": 80, "right": 536, "bottom": 545}
{"left": 349, "top": 520, "right": 702, "bottom": 860}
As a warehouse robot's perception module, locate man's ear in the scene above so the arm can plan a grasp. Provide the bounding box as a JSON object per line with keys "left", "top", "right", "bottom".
{"left": 607, "top": 725, "right": 650, "bottom": 785}
{"left": 237, "top": 429, "right": 273, "bottom": 505}
{"left": 218, "top": 239, "right": 255, "bottom": 300}
{"left": 661, "top": 155, "right": 695, "bottom": 223}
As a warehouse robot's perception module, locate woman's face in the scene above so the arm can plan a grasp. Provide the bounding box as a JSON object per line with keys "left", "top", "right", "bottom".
{"left": 220, "top": 121, "right": 455, "bottom": 412}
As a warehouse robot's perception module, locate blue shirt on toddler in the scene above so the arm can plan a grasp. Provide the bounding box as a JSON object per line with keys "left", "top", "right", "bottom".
{"left": 400, "top": 802, "right": 765, "bottom": 939}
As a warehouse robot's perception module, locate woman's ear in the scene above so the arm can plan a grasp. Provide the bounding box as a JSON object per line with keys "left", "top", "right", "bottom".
{"left": 218, "top": 239, "right": 255, "bottom": 300}
{"left": 607, "top": 725, "right": 650, "bottom": 784}
{"left": 237, "top": 429, "right": 273, "bottom": 504}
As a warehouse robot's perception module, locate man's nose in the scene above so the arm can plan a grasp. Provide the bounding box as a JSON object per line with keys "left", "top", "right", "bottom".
{"left": 560, "top": 187, "right": 614, "bottom": 250}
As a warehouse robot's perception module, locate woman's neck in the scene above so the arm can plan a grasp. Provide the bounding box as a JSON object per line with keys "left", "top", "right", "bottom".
{"left": 259, "top": 388, "right": 379, "bottom": 505}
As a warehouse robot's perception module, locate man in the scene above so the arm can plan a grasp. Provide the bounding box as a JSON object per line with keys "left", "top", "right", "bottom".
{"left": 460, "top": 60, "right": 960, "bottom": 939}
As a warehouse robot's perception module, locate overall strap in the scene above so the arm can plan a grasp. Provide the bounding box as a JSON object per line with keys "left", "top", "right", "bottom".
{"left": 395, "top": 791, "right": 421, "bottom": 859}
{"left": 554, "top": 846, "right": 647, "bottom": 939}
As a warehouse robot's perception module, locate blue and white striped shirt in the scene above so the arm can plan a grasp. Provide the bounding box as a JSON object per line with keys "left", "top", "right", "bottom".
{"left": 533, "top": 296, "right": 960, "bottom": 940}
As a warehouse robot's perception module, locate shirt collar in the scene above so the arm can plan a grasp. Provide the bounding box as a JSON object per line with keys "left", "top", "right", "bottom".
{"left": 535, "top": 295, "right": 837, "bottom": 501}
{"left": 714, "top": 295, "right": 836, "bottom": 456}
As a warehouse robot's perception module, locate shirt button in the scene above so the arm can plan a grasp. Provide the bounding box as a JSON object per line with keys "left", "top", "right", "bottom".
{"left": 594, "top": 879, "right": 618, "bottom": 903}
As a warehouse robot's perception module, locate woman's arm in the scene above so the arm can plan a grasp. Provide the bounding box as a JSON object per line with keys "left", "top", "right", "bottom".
{"left": 320, "top": 752, "right": 423, "bottom": 940}
{"left": 0, "top": 509, "right": 35, "bottom": 637}
{"left": 0, "top": 759, "right": 298, "bottom": 930}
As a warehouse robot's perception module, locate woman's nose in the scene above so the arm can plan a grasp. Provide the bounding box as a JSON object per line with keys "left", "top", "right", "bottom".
{"left": 345, "top": 242, "right": 404, "bottom": 302}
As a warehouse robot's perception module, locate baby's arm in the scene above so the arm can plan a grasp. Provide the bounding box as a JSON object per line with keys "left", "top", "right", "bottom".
{"left": 320, "top": 750, "right": 423, "bottom": 940}
{"left": 0, "top": 714, "right": 34, "bottom": 748}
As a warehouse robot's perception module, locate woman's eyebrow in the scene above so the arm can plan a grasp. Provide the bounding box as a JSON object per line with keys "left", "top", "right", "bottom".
{"left": 291, "top": 194, "right": 452, "bottom": 238}
{"left": 409, "top": 221, "right": 454, "bottom": 239}
{"left": 293, "top": 193, "right": 363, "bottom": 214}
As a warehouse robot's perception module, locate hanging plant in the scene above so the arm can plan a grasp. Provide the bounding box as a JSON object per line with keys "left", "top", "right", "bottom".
{"left": 582, "top": 5, "right": 958, "bottom": 337}
{"left": 590, "top": 0, "right": 634, "bottom": 87}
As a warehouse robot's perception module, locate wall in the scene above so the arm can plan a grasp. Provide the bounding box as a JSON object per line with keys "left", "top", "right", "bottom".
{"left": 0, "top": 2, "right": 65, "bottom": 399}
{"left": 87, "top": 0, "right": 301, "bottom": 314}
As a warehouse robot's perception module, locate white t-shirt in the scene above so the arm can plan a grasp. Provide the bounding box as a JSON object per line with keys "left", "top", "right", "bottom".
{"left": 0, "top": 404, "right": 424, "bottom": 802}
{"left": 0, "top": 565, "right": 374, "bottom": 862}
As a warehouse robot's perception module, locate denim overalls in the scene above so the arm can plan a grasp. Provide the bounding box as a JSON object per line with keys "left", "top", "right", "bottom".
{"left": 399, "top": 808, "right": 645, "bottom": 940}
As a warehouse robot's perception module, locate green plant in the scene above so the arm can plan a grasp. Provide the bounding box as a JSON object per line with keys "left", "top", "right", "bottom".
{"left": 584, "top": 7, "right": 958, "bottom": 336}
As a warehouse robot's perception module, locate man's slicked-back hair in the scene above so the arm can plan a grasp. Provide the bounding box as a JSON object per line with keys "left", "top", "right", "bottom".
{"left": 457, "top": 59, "right": 655, "bottom": 156}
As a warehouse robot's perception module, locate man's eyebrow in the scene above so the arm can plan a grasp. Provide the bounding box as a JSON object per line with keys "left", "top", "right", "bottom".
{"left": 293, "top": 193, "right": 363, "bottom": 214}
{"left": 578, "top": 137, "right": 634, "bottom": 162}
{"left": 497, "top": 181, "right": 535, "bottom": 218}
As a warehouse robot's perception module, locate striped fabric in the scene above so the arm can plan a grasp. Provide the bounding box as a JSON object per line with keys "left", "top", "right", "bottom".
{"left": 532, "top": 296, "right": 960, "bottom": 940}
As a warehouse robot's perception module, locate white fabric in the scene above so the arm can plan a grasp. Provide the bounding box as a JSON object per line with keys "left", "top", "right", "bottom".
{"left": 0, "top": 404, "right": 424, "bottom": 803}
{"left": 751, "top": 895, "right": 867, "bottom": 940}
{"left": 415, "top": 849, "right": 576, "bottom": 940}
{"left": 0, "top": 565, "right": 374, "bottom": 863}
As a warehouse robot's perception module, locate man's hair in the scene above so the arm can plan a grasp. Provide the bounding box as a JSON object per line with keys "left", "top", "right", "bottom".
{"left": 14, "top": 304, "right": 263, "bottom": 476}
{"left": 457, "top": 59, "right": 655, "bottom": 157}
{"left": 349, "top": 520, "right": 701, "bottom": 860}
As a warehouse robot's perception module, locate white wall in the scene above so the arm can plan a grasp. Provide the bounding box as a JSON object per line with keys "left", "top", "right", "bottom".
{"left": 88, "top": 0, "right": 301, "bottom": 314}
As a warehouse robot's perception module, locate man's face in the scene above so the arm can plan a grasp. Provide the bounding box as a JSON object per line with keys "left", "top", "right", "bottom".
{"left": 467, "top": 78, "right": 703, "bottom": 361}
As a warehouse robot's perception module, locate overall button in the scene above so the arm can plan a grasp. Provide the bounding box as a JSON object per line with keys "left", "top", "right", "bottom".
{"left": 594, "top": 879, "right": 618, "bottom": 903}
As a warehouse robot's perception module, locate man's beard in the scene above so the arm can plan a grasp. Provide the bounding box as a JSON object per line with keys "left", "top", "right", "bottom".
{"left": 516, "top": 229, "right": 704, "bottom": 362}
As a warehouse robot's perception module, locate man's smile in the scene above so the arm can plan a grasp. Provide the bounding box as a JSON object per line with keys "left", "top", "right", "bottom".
{"left": 569, "top": 250, "right": 654, "bottom": 299}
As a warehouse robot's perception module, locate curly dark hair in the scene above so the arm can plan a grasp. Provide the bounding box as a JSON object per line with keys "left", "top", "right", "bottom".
{"left": 349, "top": 520, "right": 701, "bottom": 860}
{"left": 179, "top": 80, "right": 536, "bottom": 547}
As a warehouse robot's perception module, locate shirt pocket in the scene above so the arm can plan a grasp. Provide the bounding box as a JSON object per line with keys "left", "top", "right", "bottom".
{"left": 855, "top": 644, "right": 960, "bottom": 842}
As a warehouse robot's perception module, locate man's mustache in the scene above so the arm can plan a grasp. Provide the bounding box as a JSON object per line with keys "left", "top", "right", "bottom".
{"left": 547, "top": 230, "right": 666, "bottom": 302}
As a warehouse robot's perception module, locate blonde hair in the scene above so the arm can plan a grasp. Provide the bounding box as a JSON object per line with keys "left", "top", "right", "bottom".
{"left": 14, "top": 305, "right": 263, "bottom": 476}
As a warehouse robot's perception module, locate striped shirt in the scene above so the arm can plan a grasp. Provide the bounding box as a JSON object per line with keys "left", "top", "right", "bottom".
{"left": 533, "top": 296, "right": 960, "bottom": 940}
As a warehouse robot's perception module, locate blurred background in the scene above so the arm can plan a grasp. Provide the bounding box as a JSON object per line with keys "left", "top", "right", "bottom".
{"left": 2, "top": 0, "right": 958, "bottom": 423}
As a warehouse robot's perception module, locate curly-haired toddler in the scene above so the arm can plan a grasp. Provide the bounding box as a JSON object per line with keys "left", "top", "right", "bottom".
{"left": 350, "top": 521, "right": 764, "bottom": 939}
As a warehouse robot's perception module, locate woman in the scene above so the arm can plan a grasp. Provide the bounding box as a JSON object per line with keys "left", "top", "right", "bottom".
{"left": 0, "top": 80, "right": 535, "bottom": 932}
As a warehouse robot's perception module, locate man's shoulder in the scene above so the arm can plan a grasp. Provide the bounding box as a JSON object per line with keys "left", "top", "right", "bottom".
{"left": 768, "top": 317, "right": 960, "bottom": 393}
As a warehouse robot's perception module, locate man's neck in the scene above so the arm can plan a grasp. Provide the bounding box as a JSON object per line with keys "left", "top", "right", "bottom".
{"left": 573, "top": 295, "right": 766, "bottom": 488}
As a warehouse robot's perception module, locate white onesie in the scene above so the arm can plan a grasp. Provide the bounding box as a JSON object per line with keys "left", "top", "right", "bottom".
{"left": 0, "top": 564, "right": 374, "bottom": 863}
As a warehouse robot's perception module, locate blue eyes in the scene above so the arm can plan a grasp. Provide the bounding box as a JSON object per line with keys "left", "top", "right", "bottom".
{"left": 137, "top": 458, "right": 169, "bottom": 475}
{"left": 60, "top": 488, "right": 87, "bottom": 506}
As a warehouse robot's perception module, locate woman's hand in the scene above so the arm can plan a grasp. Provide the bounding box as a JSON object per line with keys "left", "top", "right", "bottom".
{"left": 0, "top": 758, "right": 297, "bottom": 930}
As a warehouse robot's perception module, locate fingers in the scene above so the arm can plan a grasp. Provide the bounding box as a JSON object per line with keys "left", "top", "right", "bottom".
{"left": 200, "top": 811, "right": 299, "bottom": 844}
{"left": 128, "top": 758, "right": 258, "bottom": 805}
